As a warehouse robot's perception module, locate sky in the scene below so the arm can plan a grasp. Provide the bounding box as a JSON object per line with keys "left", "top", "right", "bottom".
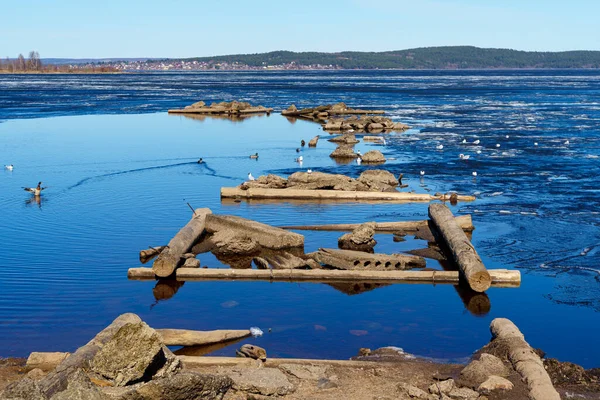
{"left": 1, "top": 0, "right": 599, "bottom": 58}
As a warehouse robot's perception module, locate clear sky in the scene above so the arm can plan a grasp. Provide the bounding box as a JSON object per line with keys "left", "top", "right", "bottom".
{"left": 1, "top": 0, "right": 599, "bottom": 58}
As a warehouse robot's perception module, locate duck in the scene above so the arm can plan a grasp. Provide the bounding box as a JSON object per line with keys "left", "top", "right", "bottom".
{"left": 197, "top": 158, "right": 204, "bottom": 164}
{"left": 436, "top": 144, "right": 444, "bottom": 150}
{"left": 301, "top": 140, "right": 306, "bottom": 147}
{"left": 247, "top": 173, "right": 255, "bottom": 181}
{"left": 296, "top": 148, "right": 300, "bottom": 153}
{"left": 473, "top": 140, "right": 480, "bottom": 145}
{"left": 5, "top": 164, "right": 14, "bottom": 171}
{"left": 534, "top": 142, "right": 539, "bottom": 146}
{"left": 249, "top": 153, "right": 259, "bottom": 159}
{"left": 24, "top": 182, "right": 46, "bottom": 196}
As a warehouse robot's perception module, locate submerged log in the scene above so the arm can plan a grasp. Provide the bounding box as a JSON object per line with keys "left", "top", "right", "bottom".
{"left": 140, "top": 246, "right": 167, "bottom": 264}
{"left": 311, "top": 248, "right": 425, "bottom": 270}
{"left": 429, "top": 204, "right": 491, "bottom": 292}
{"left": 490, "top": 318, "right": 561, "bottom": 400}
{"left": 280, "top": 215, "right": 474, "bottom": 233}
{"left": 156, "top": 329, "right": 251, "bottom": 347}
{"left": 152, "top": 208, "right": 212, "bottom": 278}
{"left": 128, "top": 267, "right": 520, "bottom": 287}
{"left": 221, "top": 187, "right": 476, "bottom": 203}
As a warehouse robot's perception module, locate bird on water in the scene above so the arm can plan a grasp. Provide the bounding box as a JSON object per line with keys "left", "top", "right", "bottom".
{"left": 197, "top": 158, "right": 204, "bottom": 164}
{"left": 436, "top": 144, "right": 444, "bottom": 150}
{"left": 295, "top": 155, "right": 303, "bottom": 163}
{"left": 301, "top": 140, "right": 306, "bottom": 147}
{"left": 247, "top": 173, "right": 255, "bottom": 181}
{"left": 5, "top": 164, "right": 14, "bottom": 171}
{"left": 250, "top": 153, "right": 259, "bottom": 159}
{"left": 24, "top": 182, "right": 46, "bottom": 196}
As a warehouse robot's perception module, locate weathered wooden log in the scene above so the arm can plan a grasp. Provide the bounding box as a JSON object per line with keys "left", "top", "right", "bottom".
{"left": 174, "top": 337, "right": 248, "bottom": 357}
{"left": 429, "top": 204, "right": 491, "bottom": 292}
{"left": 311, "top": 248, "right": 425, "bottom": 270}
{"left": 156, "top": 329, "right": 251, "bottom": 347}
{"left": 127, "top": 267, "right": 520, "bottom": 287}
{"left": 168, "top": 107, "right": 273, "bottom": 114}
{"left": 221, "top": 187, "right": 476, "bottom": 202}
{"left": 38, "top": 313, "right": 142, "bottom": 398}
{"left": 179, "top": 355, "right": 410, "bottom": 368}
{"left": 140, "top": 246, "right": 167, "bottom": 264}
{"left": 490, "top": 318, "right": 560, "bottom": 400}
{"left": 152, "top": 208, "right": 212, "bottom": 278}
{"left": 26, "top": 352, "right": 70, "bottom": 371}
{"left": 280, "top": 215, "right": 474, "bottom": 233}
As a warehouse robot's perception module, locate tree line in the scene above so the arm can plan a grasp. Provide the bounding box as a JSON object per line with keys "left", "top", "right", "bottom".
{"left": 0, "top": 51, "right": 42, "bottom": 72}
{"left": 0, "top": 51, "right": 117, "bottom": 73}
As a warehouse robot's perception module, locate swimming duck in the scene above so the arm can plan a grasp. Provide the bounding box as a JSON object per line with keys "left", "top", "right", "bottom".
{"left": 24, "top": 182, "right": 46, "bottom": 196}
{"left": 476, "top": 150, "right": 482, "bottom": 154}
{"left": 459, "top": 154, "right": 470, "bottom": 160}
{"left": 250, "top": 153, "right": 259, "bottom": 159}
{"left": 534, "top": 142, "right": 538, "bottom": 146}
{"left": 197, "top": 158, "right": 204, "bottom": 164}
{"left": 296, "top": 148, "right": 300, "bottom": 153}
{"left": 301, "top": 140, "right": 306, "bottom": 147}
{"left": 505, "top": 135, "right": 510, "bottom": 139}
{"left": 247, "top": 173, "right": 255, "bottom": 181}
{"left": 5, "top": 164, "right": 14, "bottom": 171}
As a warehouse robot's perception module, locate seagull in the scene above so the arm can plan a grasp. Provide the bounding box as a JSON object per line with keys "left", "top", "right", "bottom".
{"left": 307, "top": 169, "right": 312, "bottom": 174}
{"left": 436, "top": 144, "right": 444, "bottom": 150}
{"left": 473, "top": 140, "right": 480, "bottom": 145}
{"left": 534, "top": 142, "right": 539, "bottom": 146}
{"left": 295, "top": 156, "right": 303, "bottom": 162}
{"left": 459, "top": 154, "right": 470, "bottom": 160}
{"left": 505, "top": 135, "right": 510, "bottom": 139}
{"left": 462, "top": 139, "right": 467, "bottom": 144}
{"left": 356, "top": 158, "right": 362, "bottom": 165}
{"left": 197, "top": 158, "right": 204, "bottom": 164}
{"left": 249, "top": 153, "right": 259, "bottom": 159}
{"left": 476, "top": 150, "right": 482, "bottom": 154}
{"left": 420, "top": 171, "right": 425, "bottom": 176}
{"left": 24, "top": 182, "right": 46, "bottom": 196}
{"left": 472, "top": 171, "right": 478, "bottom": 177}
{"left": 564, "top": 140, "right": 570, "bottom": 145}
{"left": 247, "top": 173, "right": 255, "bottom": 181}
{"left": 5, "top": 164, "right": 14, "bottom": 171}
{"left": 378, "top": 138, "right": 387, "bottom": 145}
{"left": 348, "top": 129, "right": 355, "bottom": 133}
{"left": 496, "top": 144, "right": 501, "bottom": 148}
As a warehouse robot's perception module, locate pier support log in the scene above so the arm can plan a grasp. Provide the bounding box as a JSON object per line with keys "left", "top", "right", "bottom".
{"left": 152, "top": 208, "right": 212, "bottom": 278}
{"left": 310, "top": 248, "right": 426, "bottom": 270}
{"left": 140, "top": 246, "right": 167, "bottom": 264}
{"left": 156, "top": 329, "right": 251, "bottom": 347}
{"left": 490, "top": 318, "right": 560, "bottom": 400}
{"left": 429, "top": 204, "right": 491, "bottom": 292}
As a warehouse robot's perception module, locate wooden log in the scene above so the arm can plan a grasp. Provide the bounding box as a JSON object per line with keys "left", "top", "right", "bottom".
{"left": 311, "top": 248, "right": 426, "bottom": 270}
{"left": 280, "top": 215, "right": 474, "bottom": 233}
{"left": 156, "top": 329, "right": 251, "bottom": 347}
{"left": 174, "top": 337, "right": 248, "bottom": 357}
{"left": 490, "top": 318, "right": 560, "bottom": 400}
{"left": 38, "top": 313, "right": 142, "bottom": 398}
{"left": 221, "top": 187, "right": 476, "bottom": 202}
{"left": 139, "top": 246, "right": 167, "bottom": 264}
{"left": 429, "top": 204, "right": 491, "bottom": 292}
{"left": 152, "top": 208, "right": 212, "bottom": 278}
{"left": 127, "top": 267, "right": 520, "bottom": 287}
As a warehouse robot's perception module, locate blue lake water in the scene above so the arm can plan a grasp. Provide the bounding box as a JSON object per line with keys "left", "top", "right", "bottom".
{"left": 0, "top": 71, "right": 599, "bottom": 367}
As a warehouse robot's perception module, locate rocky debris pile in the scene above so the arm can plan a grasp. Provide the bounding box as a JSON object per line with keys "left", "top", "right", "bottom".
{"left": 240, "top": 170, "right": 401, "bottom": 192}
{"left": 282, "top": 102, "right": 384, "bottom": 120}
{"left": 338, "top": 222, "right": 377, "bottom": 252}
{"left": 360, "top": 150, "right": 386, "bottom": 164}
{"left": 328, "top": 134, "right": 359, "bottom": 144}
{"left": 170, "top": 100, "right": 273, "bottom": 115}
{"left": 323, "top": 115, "right": 409, "bottom": 133}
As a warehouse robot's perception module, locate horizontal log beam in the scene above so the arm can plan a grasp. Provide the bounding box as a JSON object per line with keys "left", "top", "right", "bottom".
{"left": 221, "top": 187, "right": 476, "bottom": 203}
{"left": 156, "top": 329, "right": 251, "bottom": 347}
{"left": 179, "top": 355, "right": 387, "bottom": 368}
{"left": 280, "top": 215, "right": 474, "bottom": 233}
{"left": 128, "top": 267, "right": 520, "bottom": 287}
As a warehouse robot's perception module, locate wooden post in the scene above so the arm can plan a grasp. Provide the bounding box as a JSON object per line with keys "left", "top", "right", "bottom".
{"left": 428, "top": 204, "right": 491, "bottom": 292}
{"left": 156, "top": 329, "right": 251, "bottom": 347}
{"left": 152, "top": 208, "right": 212, "bottom": 278}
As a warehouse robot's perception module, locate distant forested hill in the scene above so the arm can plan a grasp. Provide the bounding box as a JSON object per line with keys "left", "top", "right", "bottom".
{"left": 183, "top": 46, "right": 600, "bottom": 69}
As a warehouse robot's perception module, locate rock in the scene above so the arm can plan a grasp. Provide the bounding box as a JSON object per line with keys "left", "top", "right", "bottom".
{"left": 130, "top": 371, "right": 233, "bottom": 400}
{"left": 328, "top": 134, "right": 359, "bottom": 144}
{"left": 256, "top": 174, "right": 288, "bottom": 188}
{"left": 190, "top": 101, "right": 206, "bottom": 109}
{"left": 1, "top": 377, "right": 46, "bottom": 400}
{"left": 330, "top": 102, "right": 347, "bottom": 112}
{"left": 278, "top": 364, "right": 328, "bottom": 381}
{"left": 397, "top": 382, "right": 429, "bottom": 399}
{"left": 210, "top": 231, "right": 261, "bottom": 257}
{"left": 91, "top": 321, "right": 180, "bottom": 386}
{"left": 287, "top": 171, "right": 364, "bottom": 191}
{"left": 26, "top": 352, "right": 70, "bottom": 371}
{"left": 477, "top": 375, "right": 514, "bottom": 393}
{"left": 447, "top": 387, "right": 480, "bottom": 399}
{"left": 308, "top": 136, "right": 319, "bottom": 147}
{"left": 360, "top": 150, "right": 386, "bottom": 164}
{"left": 428, "top": 379, "right": 454, "bottom": 395}
{"left": 324, "top": 121, "right": 343, "bottom": 131}
{"left": 357, "top": 169, "right": 398, "bottom": 191}
{"left": 330, "top": 145, "right": 358, "bottom": 159}
{"left": 393, "top": 122, "right": 410, "bottom": 130}
{"left": 367, "top": 123, "right": 385, "bottom": 131}
{"left": 317, "top": 378, "right": 338, "bottom": 390}
{"left": 227, "top": 368, "right": 295, "bottom": 396}
{"left": 459, "top": 353, "right": 509, "bottom": 388}
{"left": 338, "top": 222, "right": 377, "bottom": 252}
{"left": 236, "top": 344, "right": 267, "bottom": 361}
{"left": 50, "top": 369, "right": 108, "bottom": 400}
{"left": 183, "top": 258, "right": 200, "bottom": 268}
{"left": 543, "top": 357, "right": 587, "bottom": 386}
{"left": 286, "top": 104, "right": 297, "bottom": 112}
{"left": 27, "top": 368, "right": 47, "bottom": 381}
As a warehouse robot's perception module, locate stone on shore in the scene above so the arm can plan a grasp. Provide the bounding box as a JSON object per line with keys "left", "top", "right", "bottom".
{"left": 287, "top": 171, "right": 366, "bottom": 191}
{"left": 235, "top": 344, "right": 267, "bottom": 361}
{"left": 50, "top": 369, "right": 108, "bottom": 400}
{"left": 338, "top": 222, "right": 377, "bottom": 252}
{"left": 278, "top": 364, "right": 329, "bottom": 381}
{"left": 458, "top": 353, "right": 509, "bottom": 389}
{"left": 360, "top": 150, "right": 386, "bottom": 164}
{"left": 125, "top": 371, "right": 233, "bottom": 400}
{"left": 397, "top": 382, "right": 429, "bottom": 399}
{"left": 428, "top": 378, "right": 454, "bottom": 395}
{"left": 183, "top": 258, "right": 201, "bottom": 268}
{"left": 477, "top": 375, "right": 514, "bottom": 394}
{"left": 226, "top": 368, "right": 295, "bottom": 397}
{"left": 26, "top": 352, "right": 70, "bottom": 371}
{"left": 1, "top": 377, "right": 46, "bottom": 400}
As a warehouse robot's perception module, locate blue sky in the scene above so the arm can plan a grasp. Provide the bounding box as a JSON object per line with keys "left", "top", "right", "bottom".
{"left": 1, "top": 0, "right": 599, "bottom": 58}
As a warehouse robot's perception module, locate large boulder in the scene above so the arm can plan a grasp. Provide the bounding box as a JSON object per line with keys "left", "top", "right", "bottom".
{"left": 338, "top": 222, "right": 377, "bottom": 252}
{"left": 360, "top": 150, "right": 386, "bottom": 164}
{"left": 50, "top": 369, "right": 108, "bottom": 400}
{"left": 210, "top": 230, "right": 260, "bottom": 257}
{"left": 226, "top": 368, "right": 295, "bottom": 397}
{"left": 287, "top": 171, "right": 365, "bottom": 191}
{"left": 357, "top": 169, "right": 397, "bottom": 192}
{"left": 330, "top": 145, "right": 358, "bottom": 159}
{"left": 90, "top": 321, "right": 180, "bottom": 387}
{"left": 1, "top": 377, "right": 46, "bottom": 400}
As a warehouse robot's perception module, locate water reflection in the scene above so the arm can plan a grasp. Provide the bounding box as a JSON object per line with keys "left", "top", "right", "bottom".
{"left": 173, "top": 337, "right": 247, "bottom": 357}
{"left": 151, "top": 280, "right": 185, "bottom": 309}
{"left": 174, "top": 113, "right": 270, "bottom": 124}
{"left": 25, "top": 195, "right": 43, "bottom": 209}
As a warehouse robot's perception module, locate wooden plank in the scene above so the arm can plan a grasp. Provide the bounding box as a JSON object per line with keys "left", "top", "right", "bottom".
{"left": 156, "top": 329, "right": 251, "bottom": 347}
